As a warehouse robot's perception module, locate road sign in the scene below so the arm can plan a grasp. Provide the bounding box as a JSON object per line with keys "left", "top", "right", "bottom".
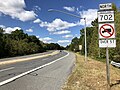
{"left": 99, "top": 23, "right": 115, "bottom": 39}
{"left": 98, "top": 3, "right": 115, "bottom": 89}
{"left": 98, "top": 11, "right": 114, "bottom": 22}
{"left": 99, "top": 39, "right": 116, "bottom": 48}
{"left": 99, "top": 3, "right": 112, "bottom": 10}
{"left": 79, "top": 45, "right": 82, "bottom": 50}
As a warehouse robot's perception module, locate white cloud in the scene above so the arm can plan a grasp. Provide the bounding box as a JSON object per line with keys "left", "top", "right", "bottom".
{"left": 57, "top": 40, "right": 70, "bottom": 43}
{"left": 26, "top": 29, "right": 33, "bottom": 32}
{"left": 78, "top": 9, "right": 98, "bottom": 26}
{"left": 0, "top": 0, "right": 37, "bottom": 21}
{"left": 75, "top": 34, "right": 80, "bottom": 38}
{"left": 33, "top": 6, "right": 41, "bottom": 12}
{"left": 39, "top": 18, "right": 77, "bottom": 32}
{"left": 76, "top": 6, "right": 83, "bottom": 12}
{"left": 0, "top": 25, "right": 6, "bottom": 28}
{"left": 80, "top": 6, "right": 83, "bottom": 9}
{"left": 39, "top": 37, "right": 52, "bottom": 43}
{"left": 33, "top": 19, "right": 41, "bottom": 23}
{"left": 62, "top": 34, "right": 73, "bottom": 38}
{"left": 36, "top": 35, "right": 40, "bottom": 38}
{"left": 53, "top": 30, "right": 71, "bottom": 35}
{"left": 63, "top": 6, "right": 75, "bottom": 12}
{"left": 0, "top": 25, "right": 21, "bottom": 33}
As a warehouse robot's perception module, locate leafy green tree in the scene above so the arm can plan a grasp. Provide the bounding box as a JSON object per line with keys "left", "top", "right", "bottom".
{"left": 112, "top": 3, "right": 117, "bottom": 12}
{"left": 79, "top": 27, "right": 94, "bottom": 54}
{"left": 0, "top": 29, "right": 46, "bottom": 58}
{"left": 66, "top": 37, "right": 79, "bottom": 52}
{"left": 10, "top": 30, "right": 28, "bottom": 41}
{"left": 28, "top": 35, "right": 39, "bottom": 44}
{"left": 27, "top": 35, "right": 45, "bottom": 52}
{"left": 0, "top": 28, "right": 5, "bottom": 58}
{"left": 67, "top": 4, "right": 120, "bottom": 62}
{"left": 112, "top": 11, "right": 120, "bottom": 62}
{"left": 44, "top": 43, "right": 62, "bottom": 50}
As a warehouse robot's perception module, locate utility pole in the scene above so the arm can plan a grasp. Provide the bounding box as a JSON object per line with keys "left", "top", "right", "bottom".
{"left": 48, "top": 9, "right": 87, "bottom": 61}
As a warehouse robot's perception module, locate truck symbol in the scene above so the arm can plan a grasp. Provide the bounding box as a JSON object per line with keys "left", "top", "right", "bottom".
{"left": 102, "top": 28, "right": 111, "bottom": 33}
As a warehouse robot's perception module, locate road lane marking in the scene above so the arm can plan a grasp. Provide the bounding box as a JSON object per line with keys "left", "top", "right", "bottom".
{"left": 0, "top": 51, "right": 59, "bottom": 65}
{"left": 0, "top": 51, "right": 69, "bottom": 86}
{"left": 0, "top": 67, "right": 15, "bottom": 73}
{"left": 42, "top": 58, "right": 49, "bottom": 61}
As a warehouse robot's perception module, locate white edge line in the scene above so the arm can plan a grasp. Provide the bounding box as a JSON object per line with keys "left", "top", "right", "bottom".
{"left": 0, "top": 67, "right": 15, "bottom": 73}
{"left": 0, "top": 51, "right": 69, "bottom": 86}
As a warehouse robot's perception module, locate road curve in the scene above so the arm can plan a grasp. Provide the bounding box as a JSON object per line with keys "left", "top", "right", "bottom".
{"left": 0, "top": 51, "right": 75, "bottom": 90}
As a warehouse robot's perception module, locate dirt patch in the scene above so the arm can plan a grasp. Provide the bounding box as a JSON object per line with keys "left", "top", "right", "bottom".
{"left": 62, "top": 54, "right": 120, "bottom": 90}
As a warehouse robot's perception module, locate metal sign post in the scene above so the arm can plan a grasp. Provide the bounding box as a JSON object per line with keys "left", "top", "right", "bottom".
{"left": 98, "top": 3, "right": 116, "bottom": 89}
{"left": 106, "top": 39, "right": 110, "bottom": 89}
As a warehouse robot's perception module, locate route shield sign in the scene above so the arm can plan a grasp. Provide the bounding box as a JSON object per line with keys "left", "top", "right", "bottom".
{"left": 98, "top": 11, "right": 114, "bottom": 23}
{"left": 99, "top": 23, "right": 115, "bottom": 39}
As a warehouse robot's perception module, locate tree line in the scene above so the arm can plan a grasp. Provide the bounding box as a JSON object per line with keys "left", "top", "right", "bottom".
{"left": 0, "top": 29, "right": 64, "bottom": 58}
{"left": 67, "top": 4, "right": 120, "bottom": 62}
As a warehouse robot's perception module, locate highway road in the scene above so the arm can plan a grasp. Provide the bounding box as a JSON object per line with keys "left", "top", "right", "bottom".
{"left": 0, "top": 50, "right": 75, "bottom": 90}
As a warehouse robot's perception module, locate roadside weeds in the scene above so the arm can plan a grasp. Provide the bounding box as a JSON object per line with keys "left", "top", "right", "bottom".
{"left": 62, "top": 53, "right": 120, "bottom": 90}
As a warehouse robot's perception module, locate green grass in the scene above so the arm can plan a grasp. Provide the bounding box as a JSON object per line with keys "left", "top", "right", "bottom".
{"left": 62, "top": 53, "right": 120, "bottom": 90}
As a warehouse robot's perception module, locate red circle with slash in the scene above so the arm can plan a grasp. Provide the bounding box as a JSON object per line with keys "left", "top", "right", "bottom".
{"left": 100, "top": 24, "right": 114, "bottom": 38}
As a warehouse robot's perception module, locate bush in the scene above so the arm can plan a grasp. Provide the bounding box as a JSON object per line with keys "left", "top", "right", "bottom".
{"left": 113, "top": 55, "right": 120, "bottom": 63}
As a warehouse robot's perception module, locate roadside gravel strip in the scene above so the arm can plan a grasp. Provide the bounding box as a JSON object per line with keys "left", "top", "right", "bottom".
{"left": 0, "top": 51, "right": 69, "bottom": 86}
{"left": 0, "top": 51, "right": 59, "bottom": 65}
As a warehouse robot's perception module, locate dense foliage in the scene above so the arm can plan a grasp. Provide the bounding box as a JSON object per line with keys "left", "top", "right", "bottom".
{"left": 67, "top": 5, "right": 120, "bottom": 62}
{"left": 0, "top": 29, "right": 64, "bottom": 58}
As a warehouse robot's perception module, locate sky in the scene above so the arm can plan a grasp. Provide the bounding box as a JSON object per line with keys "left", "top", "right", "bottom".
{"left": 0, "top": 0, "right": 119, "bottom": 46}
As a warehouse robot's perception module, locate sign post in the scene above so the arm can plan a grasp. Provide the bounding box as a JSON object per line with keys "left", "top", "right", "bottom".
{"left": 98, "top": 3, "right": 116, "bottom": 89}
{"left": 106, "top": 43, "right": 110, "bottom": 88}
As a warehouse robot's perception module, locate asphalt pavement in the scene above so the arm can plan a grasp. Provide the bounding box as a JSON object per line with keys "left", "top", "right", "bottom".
{"left": 0, "top": 50, "right": 75, "bottom": 90}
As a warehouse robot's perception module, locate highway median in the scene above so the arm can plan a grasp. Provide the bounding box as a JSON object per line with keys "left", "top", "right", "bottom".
{"left": 0, "top": 50, "right": 59, "bottom": 65}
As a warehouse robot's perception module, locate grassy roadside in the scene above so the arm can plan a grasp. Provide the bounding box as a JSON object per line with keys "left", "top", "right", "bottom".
{"left": 62, "top": 53, "right": 120, "bottom": 90}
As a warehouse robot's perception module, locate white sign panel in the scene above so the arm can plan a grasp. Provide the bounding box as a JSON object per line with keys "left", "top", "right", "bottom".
{"left": 79, "top": 45, "right": 82, "bottom": 50}
{"left": 99, "top": 3, "right": 112, "bottom": 10}
{"left": 99, "top": 39, "right": 116, "bottom": 48}
{"left": 99, "top": 23, "right": 115, "bottom": 39}
{"left": 98, "top": 11, "right": 114, "bottom": 22}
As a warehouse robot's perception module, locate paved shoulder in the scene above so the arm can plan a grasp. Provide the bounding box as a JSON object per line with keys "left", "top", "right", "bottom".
{"left": 0, "top": 51, "right": 75, "bottom": 90}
